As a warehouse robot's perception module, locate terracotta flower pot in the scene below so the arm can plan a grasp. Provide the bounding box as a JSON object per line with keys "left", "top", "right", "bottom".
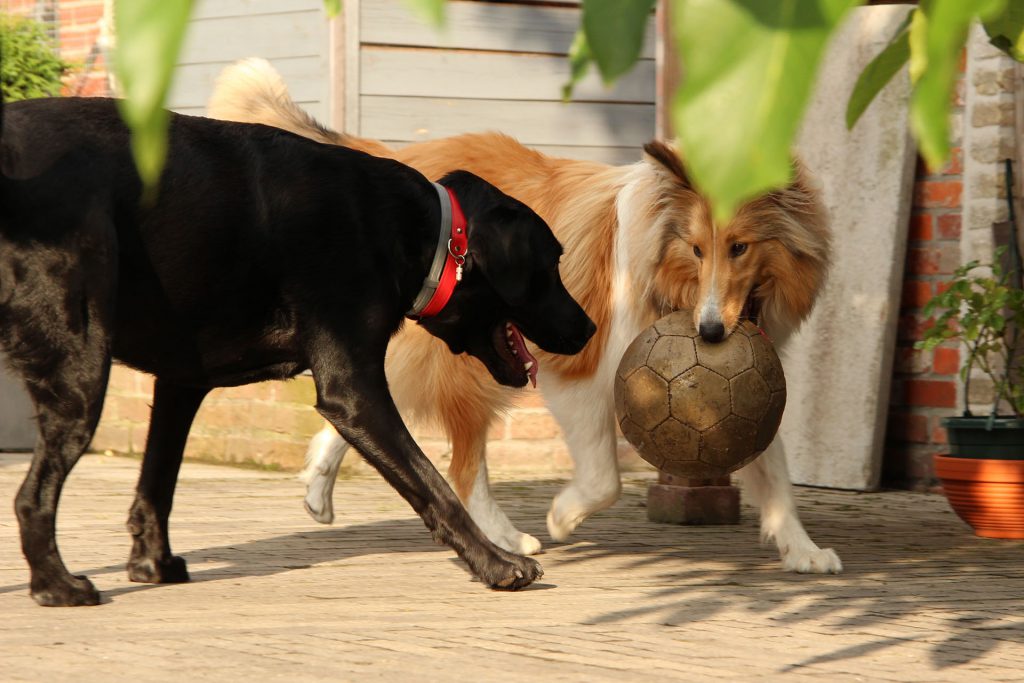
{"left": 934, "top": 455, "right": 1024, "bottom": 539}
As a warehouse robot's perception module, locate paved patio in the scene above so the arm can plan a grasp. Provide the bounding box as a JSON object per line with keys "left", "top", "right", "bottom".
{"left": 0, "top": 452, "right": 1021, "bottom": 682}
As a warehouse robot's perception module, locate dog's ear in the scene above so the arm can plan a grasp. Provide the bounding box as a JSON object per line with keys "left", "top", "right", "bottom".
{"left": 643, "top": 140, "right": 692, "bottom": 189}
{"left": 470, "top": 207, "right": 534, "bottom": 306}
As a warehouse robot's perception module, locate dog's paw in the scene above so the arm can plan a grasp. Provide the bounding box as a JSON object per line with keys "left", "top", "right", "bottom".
{"left": 127, "top": 554, "right": 190, "bottom": 584}
{"left": 546, "top": 483, "right": 620, "bottom": 542}
{"left": 509, "top": 532, "right": 543, "bottom": 556}
{"left": 31, "top": 573, "right": 100, "bottom": 607}
{"left": 491, "top": 530, "right": 543, "bottom": 556}
{"left": 303, "top": 494, "right": 334, "bottom": 525}
{"left": 479, "top": 554, "right": 544, "bottom": 591}
{"left": 546, "top": 505, "right": 584, "bottom": 542}
{"left": 782, "top": 546, "right": 843, "bottom": 574}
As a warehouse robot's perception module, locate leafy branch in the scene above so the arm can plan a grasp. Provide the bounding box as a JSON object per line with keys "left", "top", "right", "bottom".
{"left": 916, "top": 249, "right": 1024, "bottom": 417}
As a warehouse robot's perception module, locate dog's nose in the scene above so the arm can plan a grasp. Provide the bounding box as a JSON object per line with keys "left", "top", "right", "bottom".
{"left": 699, "top": 321, "right": 725, "bottom": 343}
{"left": 583, "top": 317, "right": 597, "bottom": 341}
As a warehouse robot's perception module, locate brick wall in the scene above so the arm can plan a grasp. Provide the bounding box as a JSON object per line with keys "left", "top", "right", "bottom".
{"left": 884, "top": 149, "right": 963, "bottom": 490}
{"left": 6, "top": 0, "right": 113, "bottom": 96}
{"left": 884, "top": 30, "right": 1022, "bottom": 491}
{"left": 91, "top": 365, "right": 646, "bottom": 475}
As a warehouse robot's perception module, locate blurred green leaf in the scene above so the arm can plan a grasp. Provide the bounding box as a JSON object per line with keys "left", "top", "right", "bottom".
{"left": 114, "top": 0, "right": 193, "bottom": 191}
{"left": 910, "top": 0, "right": 1002, "bottom": 170}
{"left": 581, "top": 0, "right": 656, "bottom": 85}
{"left": 982, "top": 0, "right": 1024, "bottom": 61}
{"left": 672, "top": 0, "right": 857, "bottom": 223}
{"left": 846, "top": 9, "right": 912, "bottom": 129}
{"left": 562, "top": 29, "right": 593, "bottom": 102}
{"left": 403, "top": 0, "right": 445, "bottom": 27}
{"left": 324, "top": 0, "right": 342, "bottom": 18}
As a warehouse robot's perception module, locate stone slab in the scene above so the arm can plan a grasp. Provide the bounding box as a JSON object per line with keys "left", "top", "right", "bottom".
{"left": 647, "top": 483, "right": 740, "bottom": 525}
{"left": 786, "top": 5, "right": 918, "bottom": 490}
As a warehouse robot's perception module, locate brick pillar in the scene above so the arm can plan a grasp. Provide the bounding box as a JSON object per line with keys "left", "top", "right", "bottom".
{"left": 883, "top": 49, "right": 965, "bottom": 491}
{"left": 647, "top": 472, "right": 740, "bottom": 525}
{"left": 883, "top": 155, "right": 963, "bottom": 491}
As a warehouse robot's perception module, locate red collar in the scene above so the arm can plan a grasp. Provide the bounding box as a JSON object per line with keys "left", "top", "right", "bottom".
{"left": 407, "top": 184, "right": 468, "bottom": 318}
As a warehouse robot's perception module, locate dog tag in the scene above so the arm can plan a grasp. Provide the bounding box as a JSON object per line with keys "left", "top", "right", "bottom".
{"left": 456, "top": 264, "right": 463, "bottom": 282}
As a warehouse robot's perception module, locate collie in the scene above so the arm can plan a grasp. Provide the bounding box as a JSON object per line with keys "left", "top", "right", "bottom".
{"left": 208, "top": 59, "right": 840, "bottom": 572}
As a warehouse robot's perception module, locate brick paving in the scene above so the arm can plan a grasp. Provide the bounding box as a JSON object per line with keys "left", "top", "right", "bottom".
{"left": 1, "top": 452, "right": 1021, "bottom": 682}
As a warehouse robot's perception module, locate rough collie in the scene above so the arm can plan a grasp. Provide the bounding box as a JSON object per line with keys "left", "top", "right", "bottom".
{"left": 208, "top": 59, "right": 840, "bottom": 573}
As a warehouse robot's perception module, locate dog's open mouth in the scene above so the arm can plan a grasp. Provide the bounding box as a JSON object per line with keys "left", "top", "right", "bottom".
{"left": 741, "top": 292, "right": 763, "bottom": 326}
{"left": 494, "top": 322, "right": 538, "bottom": 387}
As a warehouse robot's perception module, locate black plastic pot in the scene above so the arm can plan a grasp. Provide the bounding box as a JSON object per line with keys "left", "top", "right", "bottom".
{"left": 942, "top": 416, "right": 1024, "bottom": 459}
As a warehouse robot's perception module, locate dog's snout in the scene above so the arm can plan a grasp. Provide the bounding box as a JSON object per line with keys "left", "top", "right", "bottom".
{"left": 699, "top": 320, "right": 725, "bottom": 344}
{"left": 582, "top": 317, "right": 597, "bottom": 342}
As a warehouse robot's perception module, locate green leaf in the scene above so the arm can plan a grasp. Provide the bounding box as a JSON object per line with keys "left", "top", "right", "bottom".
{"left": 114, "top": 0, "right": 194, "bottom": 192}
{"left": 910, "top": 0, "right": 1003, "bottom": 170}
{"left": 324, "top": 0, "right": 342, "bottom": 18}
{"left": 982, "top": 0, "right": 1024, "bottom": 61}
{"left": 846, "top": 9, "right": 913, "bottom": 129}
{"left": 672, "top": 0, "right": 858, "bottom": 223}
{"left": 403, "top": 0, "right": 446, "bottom": 27}
{"left": 563, "top": 29, "right": 594, "bottom": 102}
{"left": 581, "top": 0, "right": 656, "bottom": 85}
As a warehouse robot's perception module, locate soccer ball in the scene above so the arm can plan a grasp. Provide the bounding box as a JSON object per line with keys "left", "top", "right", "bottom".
{"left": 614, "top": 311, "right": 786, "bottom": 478}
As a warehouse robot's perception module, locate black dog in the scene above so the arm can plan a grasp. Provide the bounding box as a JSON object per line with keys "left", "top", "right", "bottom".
{"left": 0, "top": 97, "right": 595, "bottom": 606}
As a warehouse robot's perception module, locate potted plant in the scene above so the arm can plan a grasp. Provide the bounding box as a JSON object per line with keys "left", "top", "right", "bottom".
{"left": 917, "top": 216, "right": 1024, "bottom": 539}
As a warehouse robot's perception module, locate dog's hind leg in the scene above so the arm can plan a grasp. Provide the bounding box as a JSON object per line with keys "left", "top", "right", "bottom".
{"left": 734, "top": 437, "right": 842, "bottom": 574}
{"left": 542, "top": 375, "right": 622, "bottom": 541}
{"left": 300, "top": 422, "right": 349, "bottom": 524}
{"left": 7, "top": 254, "right": 115, "bottom": 605}
{"left": 449, "top": 429, "right": 542, "bottom": 556}
{"left": 126, "top": 379, "right": 209, "bottom": 583}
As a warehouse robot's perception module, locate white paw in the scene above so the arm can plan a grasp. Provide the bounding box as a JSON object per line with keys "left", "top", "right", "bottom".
{"left": 782, "top": 546, "right": 843, "bottom": 574}
{"left": 546, "top": 485, "right": 620, "bottom": 542}
{"left": 303, "top": 489, "right": 334, "bottom": 525}
{"left": 546, "top": 504, "right": 586, "bottom": 542}
{"left": 494, "top": 531, "right": 543, "bottom": 556}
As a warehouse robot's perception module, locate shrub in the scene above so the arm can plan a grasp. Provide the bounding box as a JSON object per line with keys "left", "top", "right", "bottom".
{"left": 1, "top": 14, "right": 72, "bottom": 101}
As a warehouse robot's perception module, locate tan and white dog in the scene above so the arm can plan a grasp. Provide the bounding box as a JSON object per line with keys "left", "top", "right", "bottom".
{"left": 208, "top": 59, "right": 841, "bottom": 573}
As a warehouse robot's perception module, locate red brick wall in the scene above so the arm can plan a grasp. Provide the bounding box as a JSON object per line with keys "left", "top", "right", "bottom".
{"left": 6, "top": 0, "right": 112, "bottom": 97}
{"left": 883, "top": 63, "right": 966, "bottom": 491}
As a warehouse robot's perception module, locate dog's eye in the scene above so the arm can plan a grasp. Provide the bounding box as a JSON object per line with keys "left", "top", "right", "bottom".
{"left": 730, "top": 243, "right": 747, "bottom": 258}
{"left": 693, "top": 245, "right": 703, "bottom": 259}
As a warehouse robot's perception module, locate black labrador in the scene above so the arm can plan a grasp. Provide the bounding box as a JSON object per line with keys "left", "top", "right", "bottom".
{"left": 0, "top": 98, "right": 596, "bottom": 606}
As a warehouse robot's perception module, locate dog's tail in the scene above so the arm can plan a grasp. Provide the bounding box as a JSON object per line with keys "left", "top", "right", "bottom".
{"left": 207, "top": 58, "right": 396, "bottom": 158}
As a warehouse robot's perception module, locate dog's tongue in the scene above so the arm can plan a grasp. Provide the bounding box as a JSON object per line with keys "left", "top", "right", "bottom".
{"left": 508, "top": 324, "right": 539, "bottom": 387}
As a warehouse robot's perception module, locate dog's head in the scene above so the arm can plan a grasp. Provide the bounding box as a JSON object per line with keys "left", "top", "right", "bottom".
{"left": 417, "top": 171, "right": 596, "bottom": 387}
{"left": 640, "top": 140, "right": 831, "bottom": 343}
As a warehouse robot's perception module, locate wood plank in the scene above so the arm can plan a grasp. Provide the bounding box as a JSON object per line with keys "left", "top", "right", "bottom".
{"left": 168, "top": 57, "right": 326, "bottom": 109}
{"left": 191, "top": 0, "right": 323, "bottom": 20}
{"left": 361, "top": 47, "right": 655, "bottom": 103}
{"left": 342, "top": 0, "right": 361, "bottom": 134}
{"left": 360, "top": 95, "right": 654, "bottom": 148}
{"left": 173, "top": 100, "right": 326, "bottom": 121}
{"left": 361, "top": 0, "right": 655, "bottom": 58}
{"left": 178, "top": 11, "right": 326, "bottom": 65}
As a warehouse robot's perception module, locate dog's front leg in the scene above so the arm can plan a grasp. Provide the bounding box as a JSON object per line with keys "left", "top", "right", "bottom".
{"left": 312, "top": 361, "right": 542, "bottom": 590}
{"left": 126, "top": 380, "right": 209, "bottom": 583}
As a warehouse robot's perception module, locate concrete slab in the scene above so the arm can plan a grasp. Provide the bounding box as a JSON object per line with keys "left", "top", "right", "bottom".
{"left": 787, "top": 5, "right": 917, "bottom": 489}
{"left": 1, "top": 453, "right": 1021, "bottom": 682}
{"left": 0, "top": 362, "right": 35, "bottom": 451}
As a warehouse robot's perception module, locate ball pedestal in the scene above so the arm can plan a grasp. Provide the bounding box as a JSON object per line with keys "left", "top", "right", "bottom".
{"left": 647, "top": 472, "right": 740, "bottom": 525}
